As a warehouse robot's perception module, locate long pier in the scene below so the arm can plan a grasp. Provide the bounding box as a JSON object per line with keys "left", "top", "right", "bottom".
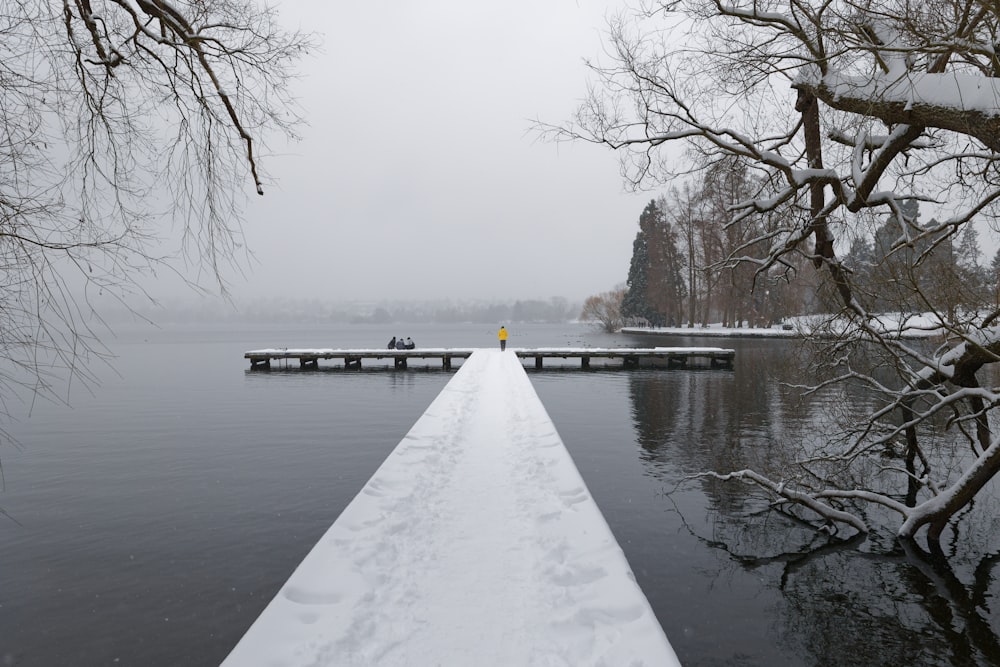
{"left": 223, "top": 350, "right": 681, "bottom": 666}
{"left": 245, "top": 346, "right": 735, "bottom": 370}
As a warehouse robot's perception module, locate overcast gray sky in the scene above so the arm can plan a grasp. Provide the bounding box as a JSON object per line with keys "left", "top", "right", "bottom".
{"left": 225, "top": 0, "right": 654, "bottom": 304}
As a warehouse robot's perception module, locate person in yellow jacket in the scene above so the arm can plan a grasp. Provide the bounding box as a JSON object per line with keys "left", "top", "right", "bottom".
{"left": 498, "top": 325, "right": 508, "bottom": 351}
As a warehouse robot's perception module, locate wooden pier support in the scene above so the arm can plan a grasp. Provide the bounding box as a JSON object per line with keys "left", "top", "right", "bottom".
{"left": 667, "top": 356, "right": 687, "bottom": 369}
{"left": 710, "top": 356, "right": 732, "bottom": 369}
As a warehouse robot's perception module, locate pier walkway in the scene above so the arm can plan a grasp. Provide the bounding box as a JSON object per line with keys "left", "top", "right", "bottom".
{"left": 223, "top": 350, "right": 680, "bottom": 666}
{"left": 245, "top": 345, "right": 735, "bottom": 370}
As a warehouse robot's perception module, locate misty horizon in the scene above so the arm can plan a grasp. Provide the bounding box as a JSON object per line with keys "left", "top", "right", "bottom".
{"left": 100, "top": 294, "right": 588, "bottom": 326}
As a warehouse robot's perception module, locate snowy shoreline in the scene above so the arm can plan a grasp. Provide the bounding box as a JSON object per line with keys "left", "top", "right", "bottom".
{"left": 621, "top": 312, "right": 948, "bottom": 340}
{"left": 621, "top": 325, "right": 799, "bottom": 339}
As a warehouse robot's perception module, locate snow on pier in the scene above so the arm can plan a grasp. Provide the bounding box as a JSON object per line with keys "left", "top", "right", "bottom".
{"left": 223, "top": 349, "right": 680, "bottom": 666}
{"left": 245, "top": 345, "right": 735, "bottom": 370}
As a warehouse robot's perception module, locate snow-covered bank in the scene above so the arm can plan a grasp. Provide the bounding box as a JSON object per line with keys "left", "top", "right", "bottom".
{"left": 223, "top": 349, "right": 679, "bottom": 666}
{"left": 622, "top": 312, "right": 948, "bottom": 340}
{"left": 622, "top": 325, "right": 798, "bottom": 338}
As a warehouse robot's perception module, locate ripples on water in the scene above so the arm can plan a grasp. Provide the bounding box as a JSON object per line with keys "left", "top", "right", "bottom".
{"left": 1, "top": 322, "right": 999, "bottom": 666}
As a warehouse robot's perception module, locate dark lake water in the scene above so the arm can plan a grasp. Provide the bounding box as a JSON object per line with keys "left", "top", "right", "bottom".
{"left": 2, "top": 321, "right": 1000, "bottom": 666}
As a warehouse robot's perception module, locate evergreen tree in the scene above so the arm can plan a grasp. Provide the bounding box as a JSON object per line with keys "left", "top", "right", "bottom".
{"left": 842, "top": 235, "right": 874, "bottom": 284}
{"left": 622, "top": 211, "right": 655, "bottom": 324}
{"left": 953, "top": 224, "right": 990, "bottom": 314}
{"left": 991, "top": 248, "right": 1000, "bottom": 308}
{"left": 869, "top": 200, "right": 922, "bottom": 313}
{"left": 622, "top": 199, "right": 689, "bottom": 326}
{"left": 956, "top": 224, "right": 981, "bottom": 272}
{"left": 854, "top": 200, "right": 980, "bottom": 323}
{"left": 841, "top": 233, "right": 877, "bottom": 310}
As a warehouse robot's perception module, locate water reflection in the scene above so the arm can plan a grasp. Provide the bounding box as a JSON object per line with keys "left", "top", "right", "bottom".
{"left": 624, "top": 338, "right": 1000, "bottom": 666}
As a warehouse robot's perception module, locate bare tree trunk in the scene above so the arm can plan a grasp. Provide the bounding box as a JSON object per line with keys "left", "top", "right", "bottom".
{"left": 688, "top": 257, "right": 697, "bottom": 327}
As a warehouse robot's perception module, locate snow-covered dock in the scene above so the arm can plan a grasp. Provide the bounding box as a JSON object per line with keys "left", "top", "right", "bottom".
{"left": 245, "top": 345, "right": 734, "bottom": 370}
{"left": 223, "top": 350, "right": 681, "bottom": 667}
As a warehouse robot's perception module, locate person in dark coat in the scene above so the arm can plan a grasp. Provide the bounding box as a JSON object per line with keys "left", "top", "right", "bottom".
{"left": 387, "top": 336, "right": 396, "bottom": 350}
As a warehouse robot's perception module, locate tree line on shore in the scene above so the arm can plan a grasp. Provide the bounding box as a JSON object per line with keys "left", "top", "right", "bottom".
{"left": 583, "top": 162, "right": 999, "bottom": 333}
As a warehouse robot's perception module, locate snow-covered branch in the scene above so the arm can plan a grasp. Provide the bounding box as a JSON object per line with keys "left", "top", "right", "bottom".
{"left": 793, "top": 70, "right": 1000, "bottom": 152}
{"left": 693, "top": 469, "right": 871, "bottom": 534}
